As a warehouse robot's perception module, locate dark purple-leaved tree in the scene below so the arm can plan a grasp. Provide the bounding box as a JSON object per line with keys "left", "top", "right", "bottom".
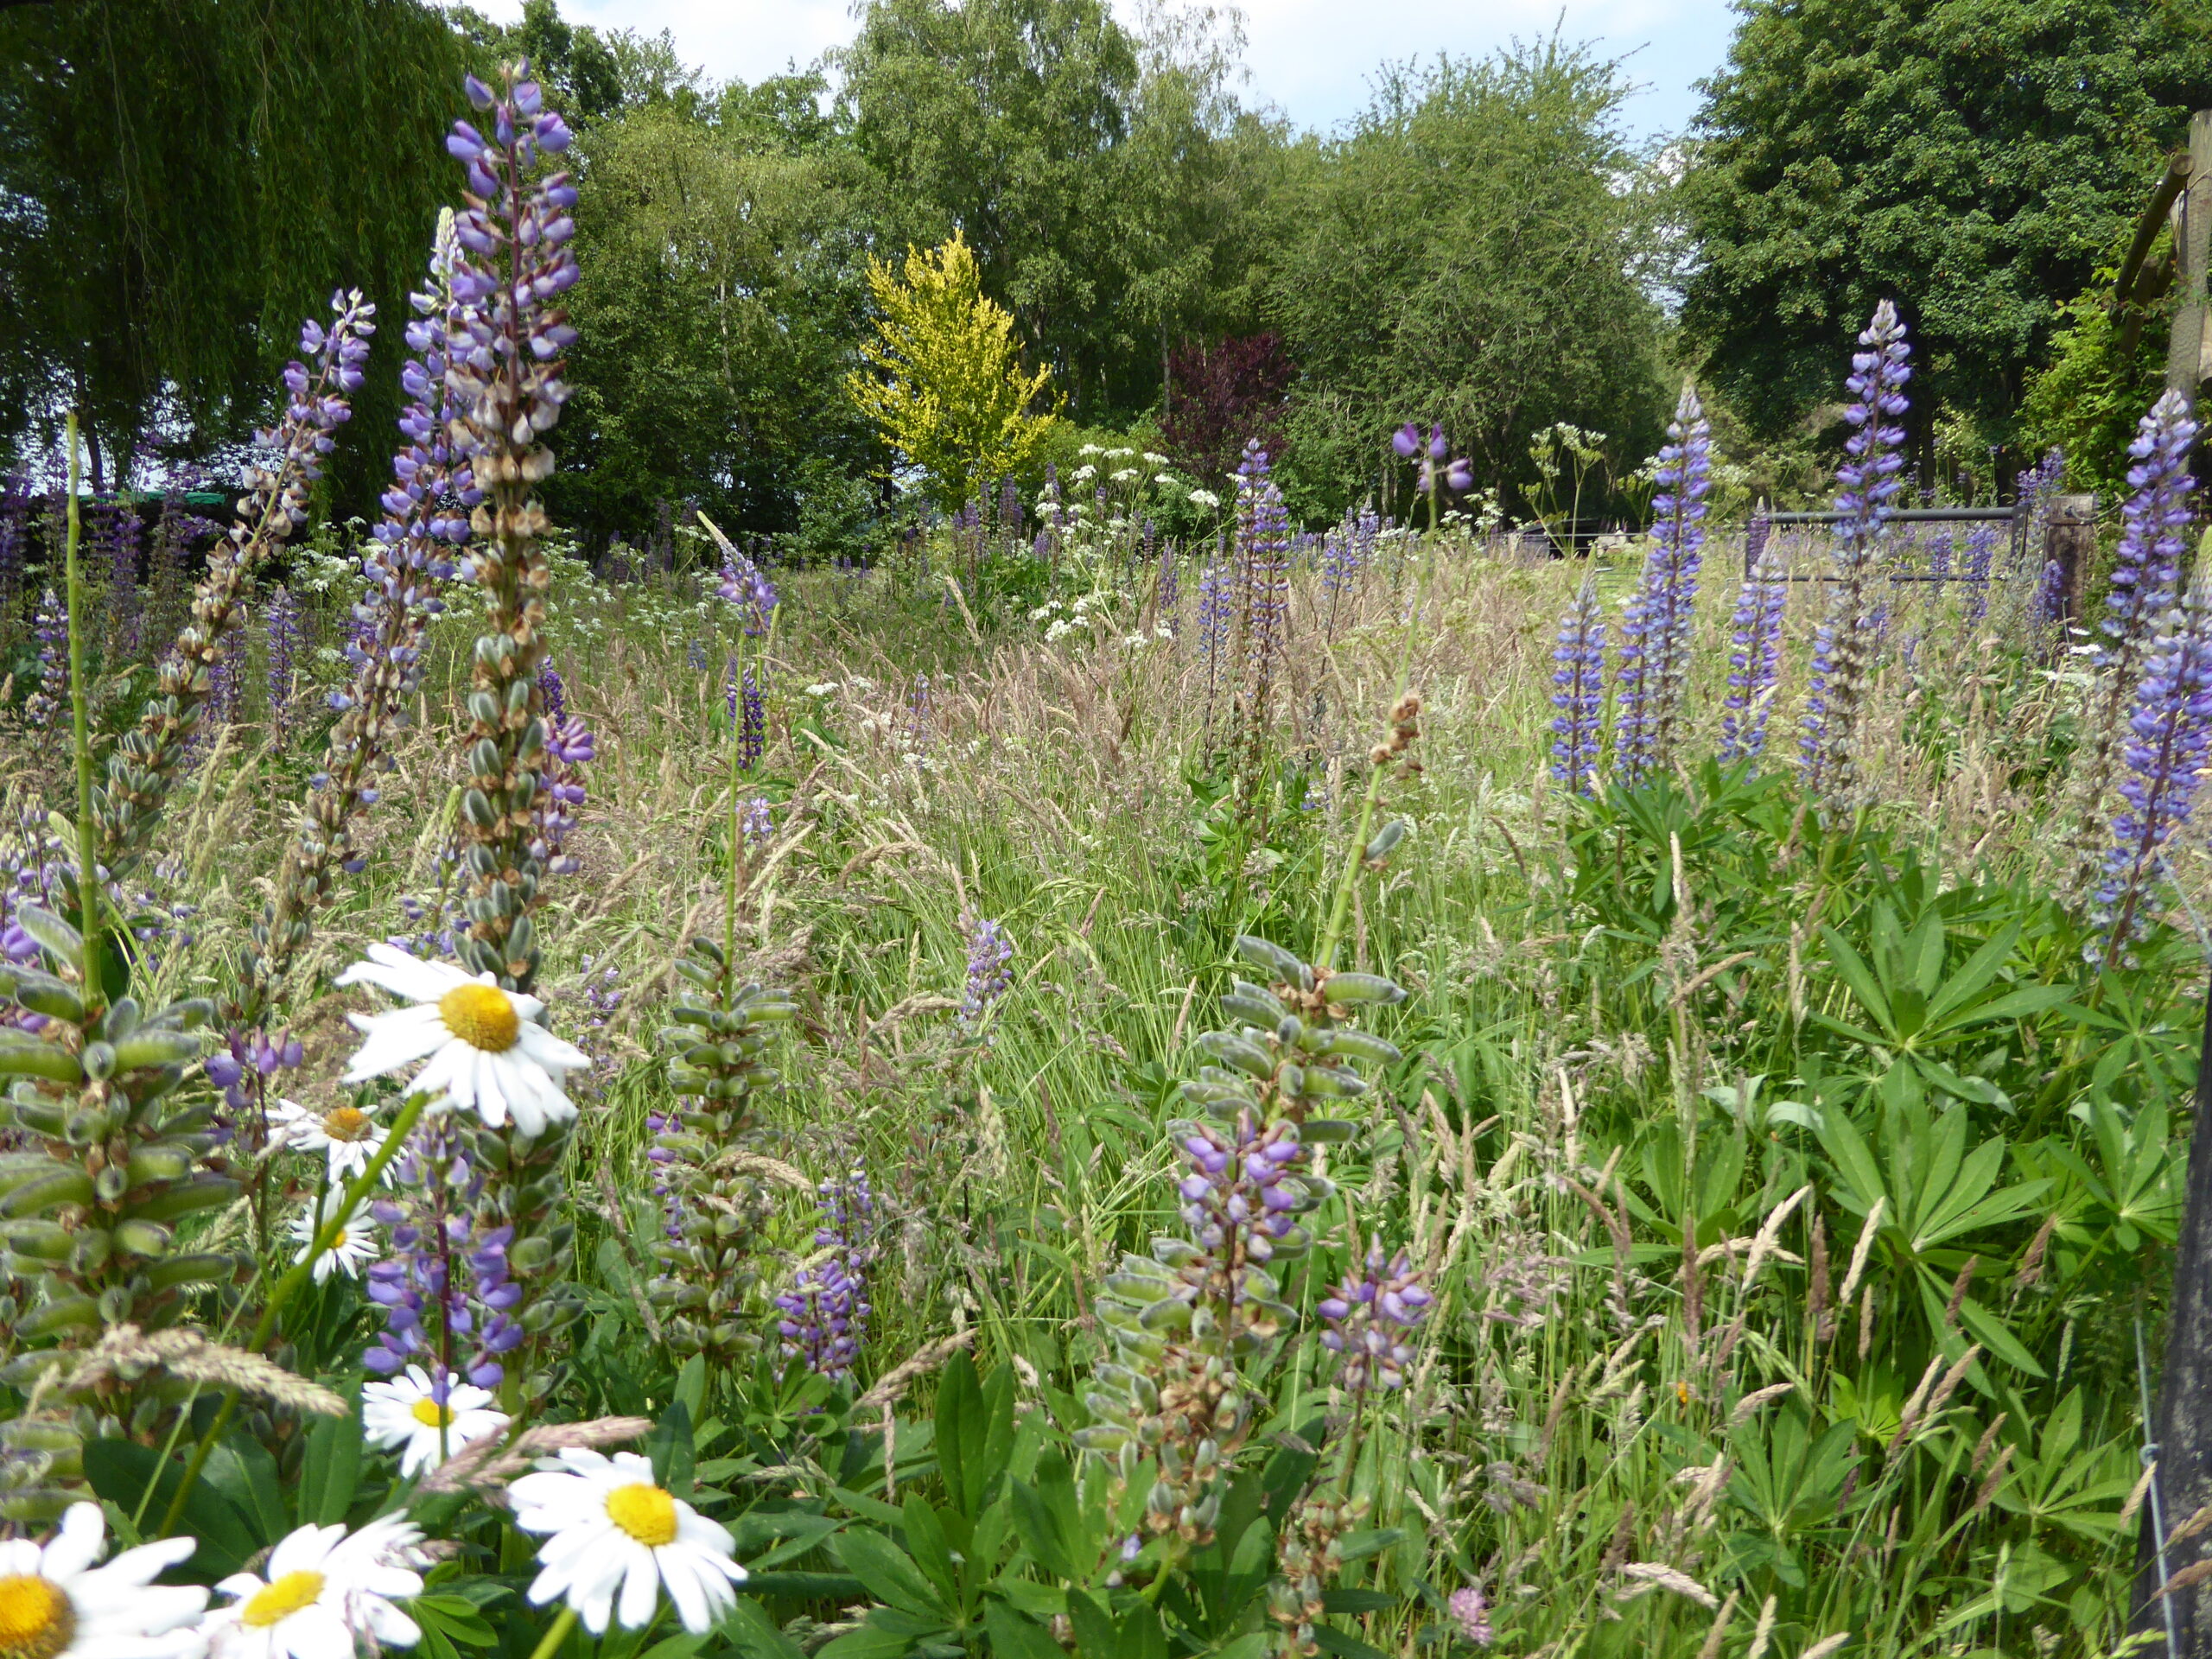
{"left": 1161, "top": 333, "right": 1294, "bottom": 490}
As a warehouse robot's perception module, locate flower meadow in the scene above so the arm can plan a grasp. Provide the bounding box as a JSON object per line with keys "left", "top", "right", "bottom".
{"left": 0, "top": 63, "right": 2209, "bottom": 1659}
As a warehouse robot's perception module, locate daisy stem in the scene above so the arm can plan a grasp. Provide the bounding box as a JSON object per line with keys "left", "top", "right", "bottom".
{"left": 156, "top": 1089, "right": 435, "bottom": 1537}
{"left": 525, "top": 1605, "right": 579, "bottom": 1659}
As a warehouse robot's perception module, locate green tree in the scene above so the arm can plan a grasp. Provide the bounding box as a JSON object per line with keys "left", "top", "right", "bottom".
{"left": 1264, "top": 44, "right": 1669, "bottom": 522}
{"left": 550, "top": 92, "right": 885, "bottom": 547}
{"left": 846, "top": 231, "right": 1059, "bottom": 509}
{"left": 1680, "top": 0, "right": 2212, "bottom": 447}
{"left": 0, "top": 0, "right": 464, "bottom": 500}
{"left": 836, "top": 0, "right": 1274, "bottom": 422}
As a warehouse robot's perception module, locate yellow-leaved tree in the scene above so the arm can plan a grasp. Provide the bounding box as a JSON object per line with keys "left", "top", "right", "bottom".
{"left": 846, "top": 230, "right": 1058, "bottom": 509}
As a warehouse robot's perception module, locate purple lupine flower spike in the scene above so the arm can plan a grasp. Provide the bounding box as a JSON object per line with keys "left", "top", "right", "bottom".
{"left": 23, "top": 588, "right": 63, "bottom": 728}
{"left": 1800, "top": 300, "right": 1911, "bottom": 807}
{"left": 1615, "top": 385, "right": 1711, "bottom": 785}
{"left": 1550, "top": 575, "right": 1606, "bottom": 794}
{"left": 264, "top": 584, "right": 301, "bottom": 739}
{"left": 775, "top": 1167, "right": 880, "bottom": 1382}
{"left": 716, "top": 545, "right": 777, "bottom": 636}
{"left": 960, "top": 913, "right": 1014, "bottom": 1033}
{"left": 1317, "top": 1243, "right": 1431, "bottom": 1391}
{"left": 2066, "top": 393, "right": 2200, "bottom": 898}
{"left": 2094, "top": 591, "right": 2212, "bottom": 963}
{"left": 1962, "top": 522, "right": 1998, "bottom": 626}
{"left": 1719, "top": 534, "right": 1786, "bottom": 768}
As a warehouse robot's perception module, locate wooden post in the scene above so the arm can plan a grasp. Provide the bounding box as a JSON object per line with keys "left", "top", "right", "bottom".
{"left": 2142, "top": 991, "right": 2212, "bottom": 1657}
{"left": 2168, "top": 112, "right": 2212, "bottom": 397}
{"left": 2044, "top": 493, "right": 2099, "bottom": 626}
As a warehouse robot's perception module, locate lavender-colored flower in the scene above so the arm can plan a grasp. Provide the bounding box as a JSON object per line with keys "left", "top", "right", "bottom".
{"left": 2101, "top": 399, "right": 2193, "bottom": 659}
{"left": 2094, "top": 591, "right": 2212, "bottom": 961}
{"left": 1801, "top": 301, "right": 1911, "bottom": 807}
{"left": 2026, "top": 558, "right": 2068, "bottom": 632}
{"left": 716, "top": 546, "right": 777, "bottom": 637}
{"left": 1615, "top": 385, "right": 1711, "bottom": 784}
{"left": 531, "top": 712, "right": 594, "bottom": 878}
{"left": 1719, "top": 549, "right": 1787, "bottom": 767}
{"left": 960, "top": 912, "right": 1014, "bottom": 1032}
{"left": 2067, "top": 392, "right": 2201, "bottom": 898}
{"left": 1154, "top": 543, "right": 1179, "bottom": 632}
{"left": 23, "top": 587, "right": 62, "bottom": 728}
{"left": 537, "top": 655, "right": 567, "bottom": 721}
{"left": 1175, "top": 1110, "right": 1311, "bottom": 1267}
{"left": 1550, "top": 575, "right": 1605, "bottom": 794}
{"left": 1962, "top": 523, "right": 1999, "bottom": 626}
{"left": 1197, "top": 556, "right": 1230, "bottom": 669}
{"left": 97, "top": 499, "right": 142, "bottom": 656}
{"left": 1392, "top": 423, "right": 1421, "bottom": 460}
{"left": 727, "top": 662, "right": 765, "bottom": 769}
{"left": 1234, "top": 442, "right": 1290, "bottom": 749}
{"left": 99, "top": 288, "right": 372, "bottom": 876}
{"left": 1449, "top": 1585, "right": 1494, "bottom": 1648}
{"left": 741, "top": 796, "right": 772, "bottom": 848}
{"left": 264, "top": 584, "right": 301, "bottom": 737}
{"left": 775, "top": 1166, "right": 880, "bottom": 1382}
{"left": 1317, "top": 1243, "right": 1431, "bottom": 1391}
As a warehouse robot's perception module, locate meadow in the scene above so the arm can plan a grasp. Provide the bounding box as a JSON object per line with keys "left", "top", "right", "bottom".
{"left": 0, "top": 60, "right": 2206, "bottom": 1659}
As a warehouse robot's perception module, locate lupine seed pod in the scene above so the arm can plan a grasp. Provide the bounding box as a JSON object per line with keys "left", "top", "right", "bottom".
{"left": 95, "top": 294, "right": 373, "bottom": 877}
{"left": 647, "top": 935, "right": 793, "bottom": 1360}
{"left": 0, "top": 907, "right": 234, "bottom": 1520}
{"left": 1079, "top": 936, "right": 1403, "bottom": 1551}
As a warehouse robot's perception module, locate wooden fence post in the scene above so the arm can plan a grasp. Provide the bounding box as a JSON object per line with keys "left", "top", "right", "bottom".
{"left": 2141, "top": 991, "right": 2212, "bottom": 1657}
{"left": 2044, "top": 493, "right": 2099, "bottom": 626}
{"left": 2170, "top": 111, "right": 2212, "bottom": 397}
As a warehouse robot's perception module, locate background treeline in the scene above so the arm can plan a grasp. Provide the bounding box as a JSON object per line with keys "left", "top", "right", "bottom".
{"left": 2, "top": 0, "right": 2208, "bottom": 547}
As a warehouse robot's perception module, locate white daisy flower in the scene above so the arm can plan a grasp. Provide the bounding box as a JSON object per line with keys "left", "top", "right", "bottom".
{"left": 288, "top": 1192, "right": 378, "bottom": 1285}
{"left": 202, "top": 1518, "right": 423, "bottom": 1659}
{"left": 510, "top": 1449, "right": 747, "bottom": 1635}
{"left": 362, "top": 1368, "right": 509, "bottom": 1479}
{"left": 268, "top": 1099, "right": 388, "bottom": 1184}
{"left": 336, "top": 944, "right": 591, "bottom": 1137}
{"left": 0, "top": 1501, "right": 207, "bottom": 1659}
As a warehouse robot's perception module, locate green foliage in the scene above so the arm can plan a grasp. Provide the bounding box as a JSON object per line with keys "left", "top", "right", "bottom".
{"left": 1264, "top": 44, "right": 1671, "bottom": 523}
{"left": 0, "top": 0, "right": 464, "bottom": 504}
{"left": 847, "top": 232, "right": 1060, "bottom": 512}
{"left": 2019, "top": 251, "right": 2173, "bottom": 503}
{"left": 1679, "top": 0, "right": 2212, "bottom": 445}
{"left": 552, "top": 99, "right": 886, "bottom": 546}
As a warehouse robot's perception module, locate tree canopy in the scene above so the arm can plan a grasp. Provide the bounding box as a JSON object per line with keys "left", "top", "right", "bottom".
{"left": 1679, "top": 0, "right": 2212, "bottom": 448}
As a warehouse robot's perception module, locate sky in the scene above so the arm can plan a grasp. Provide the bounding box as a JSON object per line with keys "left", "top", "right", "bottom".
{"left": 470, "top": 0, "right": 1741, "bottom": 143}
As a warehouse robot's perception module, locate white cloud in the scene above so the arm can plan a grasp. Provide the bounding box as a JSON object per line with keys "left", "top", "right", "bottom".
{"left": 474, "top": 0, "right": 1732, "bottom": 140}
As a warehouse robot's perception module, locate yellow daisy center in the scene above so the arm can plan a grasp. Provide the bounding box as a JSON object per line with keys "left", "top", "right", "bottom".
{"left": 243, "top": 1572, "right": 325, "bottom": 1629}
{"left": 439, "top": 983, "right": 520, "bottom": 1053}
{"left": 606, "top": 1482, "right": 678, "bottom": 1548}
{"left": 410, "top": 1397, "right": 453, "bottom": 1428}
{"left": 322, "top": 1105, "right": 372, "bottom": 1142}
{"left": 0, "top": 1575, "right": 73, "bottom": 1659}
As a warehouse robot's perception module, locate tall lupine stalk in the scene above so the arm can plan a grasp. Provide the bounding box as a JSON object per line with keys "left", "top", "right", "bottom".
{"left": 1800, "top": 301, "right": 1910, "bottom": 810}
{"left": 439, "top": 66, "right": 581, "bottom": 1414}
{"left": 1549, "top": 575, "right": 1605, "bottom": 794}
{"left": 442, "top": 69, "right": 575, "bottom": 992}
{"left": 1719, "top": 541, "right": 1786, "bottom": 767}
{"left": 1614, "top": 386, "right": 1711, "bottom": 785}
{"left": 263, "top": 586, "right": 301, "bottom": 739}
{"left": 2064, "top": 391, "right": 2199, "bottom": 901}
{"left": 246, "top": 225, "right": 470, "bottom": 1023}
{"left": 1232, "top": 442, "right": 1290, "bottom": 800}
{"left": 1082, "top": 933, "right": 1406, "bottom": 1555}
{"left": 648, "top": 933, "right": 796, "bottom": 1362}
{"left": 2094, "top": 591, "right": 2212, "bottom": 963}
{"left": 773, "top": 1167, "right": 880, "bottom": 1382}
{"left": 22, "top": 588, "right": 62, "bottom": 728}
{"left": 96, "top": 500, "right": 142, "bottom": 658}
{"left": 0, "top": 423, "right": 235, "bottom": 1521}
{"left": 94, "top": 291, "right": 373, "bottom": 877}
{"left": 1962, "top": 522, "right": 1999, "bottom": 627}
